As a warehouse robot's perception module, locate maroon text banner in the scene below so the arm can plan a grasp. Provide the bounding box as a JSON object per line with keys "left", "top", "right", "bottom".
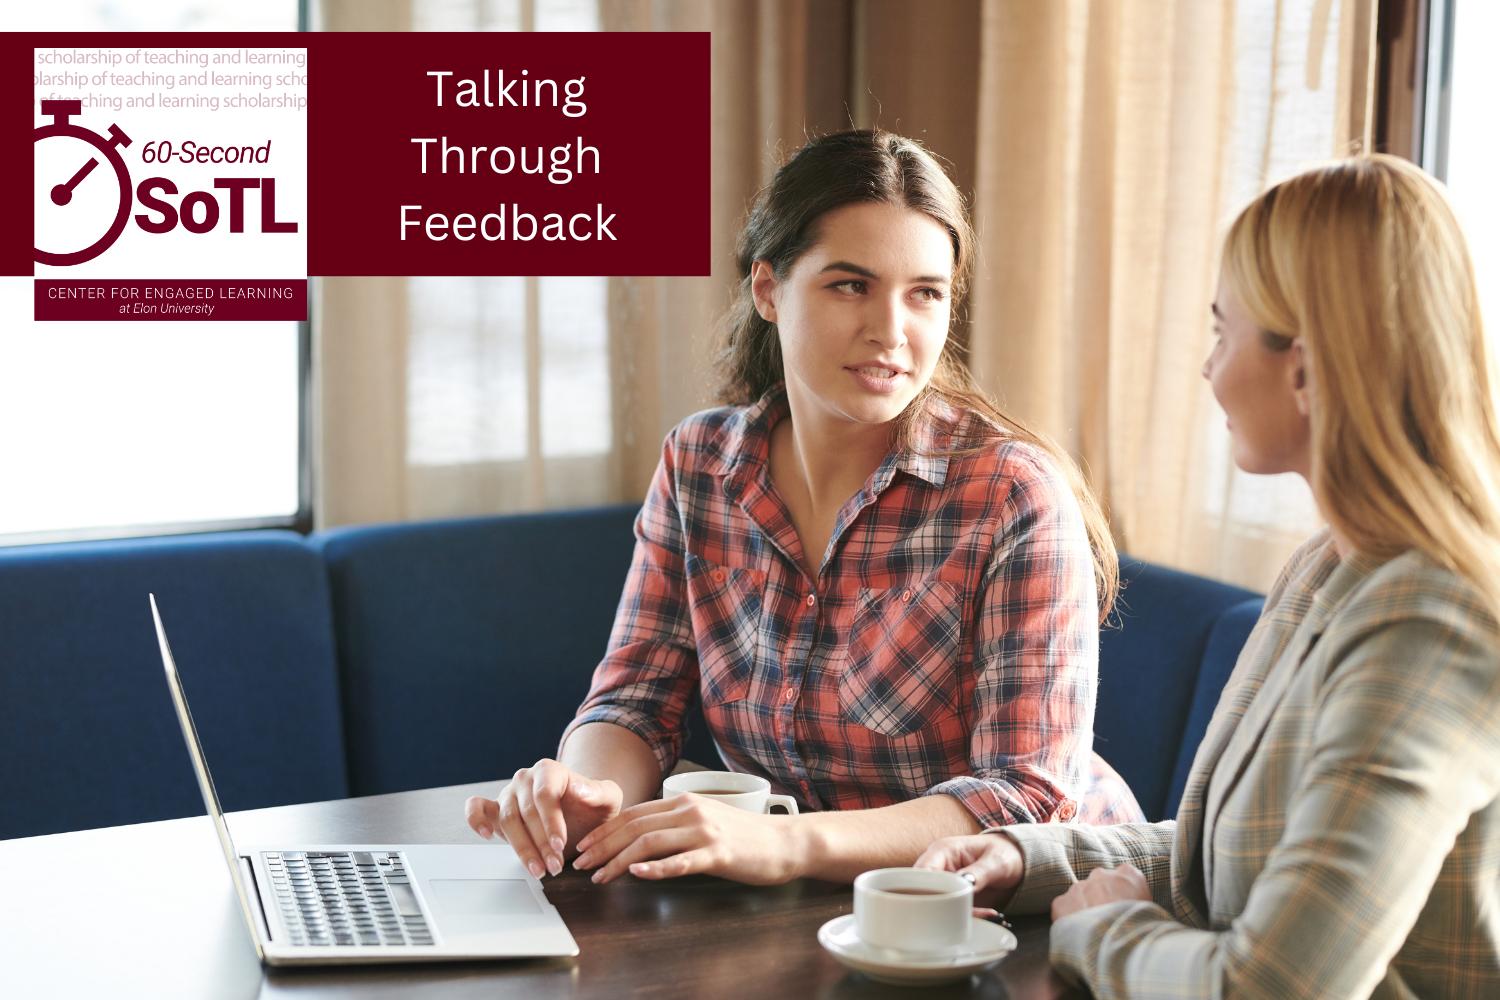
{"left": 5, "top": 31, "right": 712, "bottom": 278}
{"left": 306, "top": 32, "right": 711, "bottom": 276}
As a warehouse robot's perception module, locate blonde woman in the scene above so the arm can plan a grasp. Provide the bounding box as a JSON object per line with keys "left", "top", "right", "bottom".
{"left": 918, "top": 155, "right": 1500, "bottom": 998}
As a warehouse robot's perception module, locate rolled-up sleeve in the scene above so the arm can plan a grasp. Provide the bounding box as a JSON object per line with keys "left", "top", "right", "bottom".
{"left": 925, "top": 446, "right": 1139, "bottom": 828}
{"left": 560, "top": 434, "right": 699, "bottom": 776}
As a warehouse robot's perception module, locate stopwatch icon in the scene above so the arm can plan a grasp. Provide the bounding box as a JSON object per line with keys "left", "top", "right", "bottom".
{"left": 34, "top": 100, "right": 134, "bottom": 267}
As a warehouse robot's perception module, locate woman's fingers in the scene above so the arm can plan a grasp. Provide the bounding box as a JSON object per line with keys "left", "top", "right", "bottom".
{"left": 957, "top": 836, "right": 1022, "bottom": 894}
{"left": 1053, "top": 872, "right": 1095, "bottom": 918}
{"left": 1087, "top": 862, "right": 1150, "bottom": 903}
{"left": 913, "top": 835, "right": 974, "bottom": 871}
{"left": 574, "top": 797, "right": 677, "bottom": 856}
{"left": 495, "top": 778, "right": 547, "bottom": 878}
{"left": 512, "top": 773, "right": 562, "bottom": 876}
{"left": 464, "top": 795, "right": 499, "bottom": 839}
{"left": 528, "top": 761, "right": 574, "bottom": 858}
{"left": 573, "top": 799, "right": 684, "bottom": 869}
{"left": 564, "top": 776, "right": 624, "bottom": 837}
{"left": 574, "top": 795, "right": 794, "bottom": 886}
{"left": 1049, "top": 864, "right": 1152, "bottom": 920}
{"left": 1116, "top": 862, "right": 1151, "bottom": 899}
{"left": 589, "top": 825, "right": 704, "bottom": 884}
{"left": 628, "top": 847, "right": 716, "bottom": 881}
{"left": 914, "top": 834, "right": 1022, "bottom": 894}
{"left": 464, "top": 760, "right": 627, "bottom": 880}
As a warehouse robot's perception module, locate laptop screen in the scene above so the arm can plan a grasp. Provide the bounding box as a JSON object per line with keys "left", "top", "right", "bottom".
{"left": 150, "top": 594, "right": 265, "bottom": 960}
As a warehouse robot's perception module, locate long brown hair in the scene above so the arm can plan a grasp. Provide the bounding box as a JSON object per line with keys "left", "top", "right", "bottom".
{"left": 714, "top": 129, "right": 1118, "bottom": 619}
{"left": 1223, "top": 155, "right": 1500, "bottom": 617}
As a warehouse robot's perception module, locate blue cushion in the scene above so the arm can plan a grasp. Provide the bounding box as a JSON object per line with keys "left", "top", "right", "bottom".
{"left": 318, "top": 505, "right": 722, "bottom": 795}
{"left": 1096, "top": 560, "right": 1261, "bottom": 821}
{"left": 0, "top": 531, "right": 347, "bottom": 839}
{"left": 1163, "top": 597, "right": 1265, "bottom": 818}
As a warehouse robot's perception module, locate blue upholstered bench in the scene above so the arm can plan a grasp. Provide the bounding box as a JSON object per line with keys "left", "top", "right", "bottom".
{"left": 312, "top": 505, "right": 724, "bottom": 798}
{"left": 0, "top": 507, "right": 1262, "bottom": 840}
{"left": 1100, "top": 561, "right": 1261, "bottom": 821}
{"left": 0, "top": 531, "right": 347, "bottom": 840}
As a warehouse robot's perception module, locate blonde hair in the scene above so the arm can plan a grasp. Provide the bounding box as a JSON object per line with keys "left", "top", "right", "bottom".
{"left": 1223, "top": 155, "right": 1500, "bottom": 615}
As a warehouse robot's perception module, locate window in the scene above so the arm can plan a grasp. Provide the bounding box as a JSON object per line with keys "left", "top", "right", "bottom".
{"left": 6, "top": 0, "right": 306, "bottom": 545}
{"left": 9, "top": 1, "right": 300, "bottom": 31}
{"left": 1375, "top": 0, "right": 1495, "bottom": 335}
{"left": 405, "top": 0, "right": 613, "bottom": 519}
{"left": 414, "top": 0, "right": 600, "bottom": 32}
{"left": 1440, "top": 1, "right": 1499, "bottom": 329}
{"left": 1198, "top": 0, "right": 1337, "bottom": 550}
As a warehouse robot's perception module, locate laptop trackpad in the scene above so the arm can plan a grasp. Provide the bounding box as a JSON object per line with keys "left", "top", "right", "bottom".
{"left": 429, "top": 879, "right": 541, "bottom": 917}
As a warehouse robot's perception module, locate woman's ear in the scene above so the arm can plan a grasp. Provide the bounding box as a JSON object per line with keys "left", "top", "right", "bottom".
{"left": 750, "top": 261, "right": 778, "bottom": 323}
{"left": 1289, "top": 339, "right": 1310, "bottom": 418}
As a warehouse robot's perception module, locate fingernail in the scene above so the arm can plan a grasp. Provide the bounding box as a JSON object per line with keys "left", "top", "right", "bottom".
{"left": 572, "top": 782, "right": 591, "bottom": 798}
{"left": 477, "top": 825, "right": 492, "bottom": 840}
{"left": 591, "top": 870, "right": 604, "bottom": 883}
{"left": 550, "top": 835, "right": 565, "bottom": 852}
{"left": 546, "top": 855, "right": 562, "bottom": 876}
{"left": 574, "top": 852, "right": 592, "bottom": 869}
{"left": 528, "top": 860, "right": 544, "bottom": 878}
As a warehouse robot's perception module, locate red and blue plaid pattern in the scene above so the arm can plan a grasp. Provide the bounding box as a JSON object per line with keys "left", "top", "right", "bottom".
{"left": 564, "top": 387, "right": 1142, "bottom": 829}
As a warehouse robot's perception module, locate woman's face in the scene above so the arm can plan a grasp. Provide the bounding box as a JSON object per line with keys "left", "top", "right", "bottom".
{"left": 1203, "top": 272, "right": 1311, "bottom": 477}
{"left": 751, "top": 201, "right": 953, "bottom": 430}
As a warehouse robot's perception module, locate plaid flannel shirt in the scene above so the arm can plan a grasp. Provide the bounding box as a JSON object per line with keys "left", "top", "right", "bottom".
{"left": 563, "top": 386, "right": 1142, "bottom": 829}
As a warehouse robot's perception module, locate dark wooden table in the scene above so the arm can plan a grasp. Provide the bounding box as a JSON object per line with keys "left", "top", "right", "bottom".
{"left": 1, "top": 781, "right": 1083, "bottom": 999}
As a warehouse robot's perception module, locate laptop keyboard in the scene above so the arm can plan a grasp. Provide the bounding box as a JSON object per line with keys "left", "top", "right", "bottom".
{"left": 262, "top": 851, "right": 435, "bottom": 947}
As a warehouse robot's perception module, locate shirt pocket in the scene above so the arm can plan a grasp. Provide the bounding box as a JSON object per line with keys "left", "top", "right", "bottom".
{"left": 839, "top": 581, "right": 962, "bottom": 738}
{"left": 684, "top": 554, "right": 766, "bottom": 708}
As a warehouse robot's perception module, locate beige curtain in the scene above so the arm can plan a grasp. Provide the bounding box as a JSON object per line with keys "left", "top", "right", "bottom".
{"left": 316, "top": 0, "right": 848, "bottom": 525}
{"left": 316, "top": 0, "right": 1382, "bottom": 595}
{"left": 601, "top": 0, "right": 859, "bottom": 500}
{"left": 969, "top": 0, "right": 1377, "bottom": 593}
{"left": 314, "top": 0, "right": 412, "bottom": 528}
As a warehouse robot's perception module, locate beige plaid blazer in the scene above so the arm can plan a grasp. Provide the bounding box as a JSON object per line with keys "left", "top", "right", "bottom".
{"left": 1002, "top": 528, "right": 1500, "bottom": 999}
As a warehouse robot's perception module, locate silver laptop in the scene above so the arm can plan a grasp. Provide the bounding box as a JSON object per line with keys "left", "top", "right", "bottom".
{"left": 149, "top": 594, "right": 579, "bottom": 966}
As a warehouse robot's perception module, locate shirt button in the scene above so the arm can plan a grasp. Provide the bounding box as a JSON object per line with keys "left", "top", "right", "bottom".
{"left": 805, "top": 593, "right": 816, "bottom": 607}
{"left": 1056, "top": 799, "right": 1077, "bottom": 822}
{"left": 783, "top": 687, "right": 796, "bottom": 702}
{"left": 712, "top": 569, "right": 725, "bottom": 583}
{"left": 901, "top": 588, "right": 913, "bottom": 602}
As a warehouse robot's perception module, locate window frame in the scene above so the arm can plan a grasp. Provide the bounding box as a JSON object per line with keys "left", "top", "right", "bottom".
{"left": 1375, "top": 0, "right": 1455, "bottom": 175}
{"left": 0, "top": 0, "right": 313, "bottom": 547}
{"left": 0, "top": 319, "right": 313, "bottom": 547}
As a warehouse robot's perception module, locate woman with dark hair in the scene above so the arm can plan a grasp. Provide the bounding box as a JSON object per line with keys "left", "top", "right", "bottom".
{"left": 466, "top": 129, "right": 1143, "bottom": 885}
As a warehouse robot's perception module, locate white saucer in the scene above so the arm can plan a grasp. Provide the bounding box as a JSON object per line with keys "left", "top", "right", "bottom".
{"left": 817, "top": 914, "right": 1017, "bottom": 986}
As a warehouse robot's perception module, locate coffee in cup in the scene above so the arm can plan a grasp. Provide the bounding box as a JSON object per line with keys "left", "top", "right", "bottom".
{"left": 853, "top": 867, "right": 973, "bottom": 958}
{"left": 660, "top": 771, "right": 800, "bottom": 815}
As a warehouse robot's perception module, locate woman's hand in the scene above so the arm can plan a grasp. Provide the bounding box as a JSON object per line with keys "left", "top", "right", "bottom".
{"left": 1050, "top": 863, "right": 1151, "bottom": 919}
{"left": 464, "top": 758, "right": 623, "bottom": 879}
{"left": 571, "top": 794, "right": 802, "bottom": 886}
{"left": 915, "top": 834, "right": 1024, "bottom": 908}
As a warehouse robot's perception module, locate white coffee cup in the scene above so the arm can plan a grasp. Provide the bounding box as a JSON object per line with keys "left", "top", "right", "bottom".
{"left": 661, "top": 770, "right": 800, "bottom": 815}
{"left": 853, "top": 867, "right": 973, "bottom": 958}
